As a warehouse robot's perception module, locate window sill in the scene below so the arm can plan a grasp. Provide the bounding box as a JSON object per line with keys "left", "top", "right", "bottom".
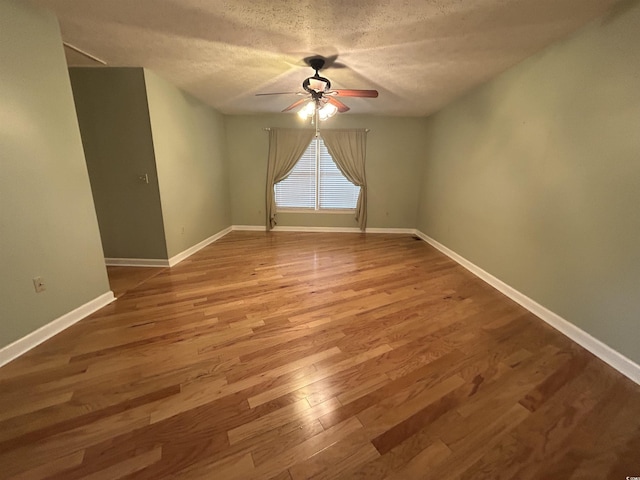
{"left": 276, "top": 208, "right": 356, "bottom": 215}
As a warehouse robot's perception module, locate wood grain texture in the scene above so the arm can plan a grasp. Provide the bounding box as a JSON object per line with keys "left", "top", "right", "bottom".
{"left": 1, "top": 232, "right": 639, "bottom": 479}
{"left": 106, "top": 266, "right": 163, "bottom": 299}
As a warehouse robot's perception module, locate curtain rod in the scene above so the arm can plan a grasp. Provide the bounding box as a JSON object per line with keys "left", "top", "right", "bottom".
{"left": 263, "top": 128, "right": 371, "bottom": 132}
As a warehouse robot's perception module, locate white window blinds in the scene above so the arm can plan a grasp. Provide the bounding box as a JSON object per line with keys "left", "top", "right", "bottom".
{"left": 275, "top": 137, "right": 359, "bottom": 210}
{"left": 273, "top": 143, "right": 316, "bottom": 209}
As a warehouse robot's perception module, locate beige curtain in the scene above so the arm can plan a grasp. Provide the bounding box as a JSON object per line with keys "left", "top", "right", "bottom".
{"left": 321, "top": 129, "right": 368, "bottom": 231}
{"left": 266, "top": 128, "right": 315, "bottom": 230}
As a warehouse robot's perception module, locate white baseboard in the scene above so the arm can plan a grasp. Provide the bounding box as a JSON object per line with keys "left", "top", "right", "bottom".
{"left": 272, "top": 226, "right": 362, "bottom": 233}
{"left": 106, "top": 227, "right": 235, "bottom": 268}
{"left": 366, "top": 227, "right": 416, "bottom": 234}
{"left": 231, "top": 225, "right": 414, "bottom": 234}
{"left": 414, "top": 230, "right": 640, "bottom": 385}
{"left": 168, "top": 226, "right": 233, "bottom": 267}
{"left": 232, "top": 225, "right": 266, "bottom": 231}
{"left": 105, "top": 258, "right": 169, "bottom": 267}
{"left": 0, "top": 291, "right": 116, "bottom": 368}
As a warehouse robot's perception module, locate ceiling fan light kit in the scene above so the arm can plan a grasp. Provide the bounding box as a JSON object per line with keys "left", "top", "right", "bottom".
{"left": 318, "top": 102, "right": 338, "bottom": 120}
{"left": 257, "top": 55, "right": 379, "bottom": 127}
{"left": 297, "top": 99, "right": 338, "bottom": 121}
{"left": 297, "top": 101, "right": 317, "bottom": 119}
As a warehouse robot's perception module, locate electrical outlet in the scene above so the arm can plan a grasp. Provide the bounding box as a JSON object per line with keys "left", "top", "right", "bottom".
{"left": 33, "top": 276, "right": 46, "bottom": 293}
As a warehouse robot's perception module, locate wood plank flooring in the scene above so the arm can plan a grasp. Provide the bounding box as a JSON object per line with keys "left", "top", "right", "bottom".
{"left": 1, "top": 232, "right": 639, "bottom": 479}
{"left": 106, "top": 266, "right": 163, "bottom": 299}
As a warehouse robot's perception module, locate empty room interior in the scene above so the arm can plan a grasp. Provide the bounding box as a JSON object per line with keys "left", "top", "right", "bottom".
{"left": 1, "top": 0, "right": 640, "bottom": 478}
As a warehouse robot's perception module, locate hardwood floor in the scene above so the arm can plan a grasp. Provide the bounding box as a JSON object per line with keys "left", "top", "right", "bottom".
{"left": 106, "top": 266, "right": 164, "bottom": 298}
{"left": 1, "top": 232, "right": 638, "bottom": 479}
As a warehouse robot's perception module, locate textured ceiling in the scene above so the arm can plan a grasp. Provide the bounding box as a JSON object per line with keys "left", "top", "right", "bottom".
{"left": 31, "top": 0, "right": 620, "bottom": 116}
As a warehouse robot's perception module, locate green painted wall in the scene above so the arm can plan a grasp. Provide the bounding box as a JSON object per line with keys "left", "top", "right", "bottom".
{"left": 0, "top": 1, "right": 110, "bottom": 348}
{"left": 225, "top": 114, "right": 427, "bottom": 228}
{"left": 417, "top": 1, "right": 640, "bottom": 364}
{"left": 144, "top": 70, "right": 231, "bottom": 258}
{"left": 69, "top": 68, "right": 168, "bottom": 259}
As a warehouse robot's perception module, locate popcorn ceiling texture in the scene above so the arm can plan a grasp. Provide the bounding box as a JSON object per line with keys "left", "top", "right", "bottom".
{"left": 31, "top": 0, "right": 620, "bottom": 116}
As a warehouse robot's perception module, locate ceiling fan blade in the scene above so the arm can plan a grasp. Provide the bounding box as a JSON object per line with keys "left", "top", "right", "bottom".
{"left": 282, "top": 98, "right": 310, "bottom": 112}
{"left": 255, "top": 92, "right": 303, "bottom": 96}
{"left": 330, "top": 89, "right": 379, "bottom": 98}
{"left": 327, "top": 97, "right": 350, "bottom": 113}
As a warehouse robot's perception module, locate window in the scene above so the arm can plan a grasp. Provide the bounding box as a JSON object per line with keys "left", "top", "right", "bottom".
{"left": 275, "top": 137, "right": 360, "bottom": 211}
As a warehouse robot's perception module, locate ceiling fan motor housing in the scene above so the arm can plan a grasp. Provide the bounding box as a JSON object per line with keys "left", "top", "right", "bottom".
{"left": 255, "top": 54, "right": 377, "bottom": 113}
{"left": 303, "top": 56, "right": 331, "bottom": 94}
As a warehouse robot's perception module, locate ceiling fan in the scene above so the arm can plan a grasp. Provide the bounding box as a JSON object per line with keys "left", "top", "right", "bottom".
{"left": 256, "top": 56, "right": 378, "bottom": 121}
